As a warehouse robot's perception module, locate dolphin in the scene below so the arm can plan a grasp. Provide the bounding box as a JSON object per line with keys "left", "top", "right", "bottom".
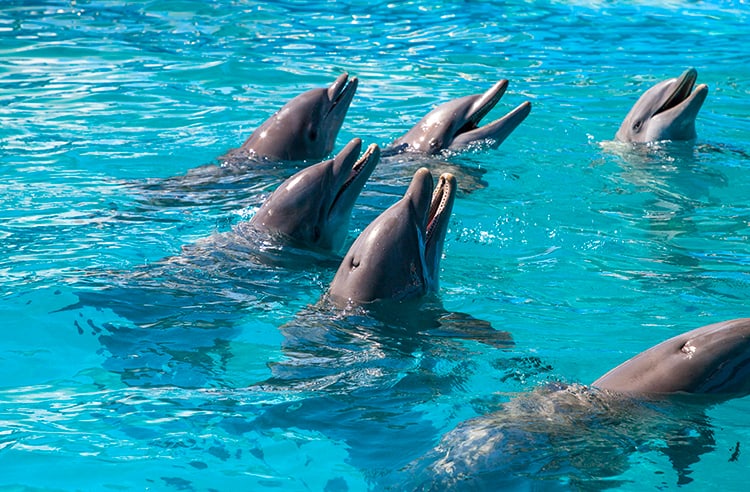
{"left": 224, "top": 73, "right": 358, "bottom": 162}
{"left": 70, "top": 140, "right": 380, "bottom": 387}
{"left": 235, "top": 137, "right": 380, "bottom": 252}
{"left": 326, "top": 167, "right": 457, "bottom": 306}
{"left": 615, "top": 68, "right": 709, "bottom": 143}
{"left": 388, "top": 80, "right": 531, "bottom": 155}
{"left": 401, "top": 318, "right": 750, "bottom": 490}
{"left": 593, "top": 317, "right": 750, "bottom": 398}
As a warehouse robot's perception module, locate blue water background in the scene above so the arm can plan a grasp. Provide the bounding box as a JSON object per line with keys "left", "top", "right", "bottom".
{"left": 2, "top": 0, "right": 750, "bottom": 490}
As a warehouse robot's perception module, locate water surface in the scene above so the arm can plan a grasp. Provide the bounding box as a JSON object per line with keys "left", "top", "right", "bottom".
{"left": 2, "top": 1, "right": 750, "bottom": 490}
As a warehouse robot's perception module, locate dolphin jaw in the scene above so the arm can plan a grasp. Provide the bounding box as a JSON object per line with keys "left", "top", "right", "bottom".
{"left": 423, "top": 172, "right": 456, "bottom": 288}
{"left": 451, "top": 101, "right": 532, "bottom": 150}
{"left": 653, "top": 68, "right": 697, "bottom": 117}
{"left": 644, "top": 83, "right": 707, "bottom": 142}
{"left": 449, "top": 81, "right": 509, "bottom": 147}
{"left": 466, "top": 79, "right": 509, "bottom": 126}
{"left": 652, "top": 82, "right": 708, "bottom": 122}
{"left": 328, "top": 143, "right": 380, "bottom": 218}
{"left": 326, "top": 73, "right": 358, "bottom": 117}
{"left": 425, "top": 173, "right": 454, "bottom": 245}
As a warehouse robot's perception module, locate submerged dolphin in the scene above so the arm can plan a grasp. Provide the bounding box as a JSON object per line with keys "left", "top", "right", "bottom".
{"left": 327, "top": 167, "right": 457, "bottom": 306}
{"left": 389, "top": 80, "right": 532, "bottom": 155}
{"left": 223, "top": 73, "right": 358, "bottom": 162}
{"left": 240, "top": 138, "right": 380, "bottom": 252}
{"left": 404, "top": 318, "right": 750, "bottom": 490}
{"left": 615, "top": 68, "right": 708, "bottom": 143}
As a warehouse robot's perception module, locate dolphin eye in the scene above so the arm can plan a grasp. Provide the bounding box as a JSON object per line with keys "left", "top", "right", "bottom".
{"left": 313, "top": 226, "right": 321, "bottom": 242}
{"left": 632, "top": 120, "right": 642, "bottom": 132}
{"left": 309, "top": 128, "right": 318, "bottom": 141}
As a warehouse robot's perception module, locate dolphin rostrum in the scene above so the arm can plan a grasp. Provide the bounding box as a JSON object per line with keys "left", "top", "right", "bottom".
{"left": 389, "top": 80, "right": 531, "bottom": 155}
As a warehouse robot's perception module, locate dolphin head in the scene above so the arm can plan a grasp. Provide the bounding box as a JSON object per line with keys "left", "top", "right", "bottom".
{"left": 327, "top": 168, "right": 457, "bottom": 306}
{"left": 240, "top": 73, "right": 358, "bottom": 161}
{"left": 592, "top": 318, "right": 750, "bottom": 399}
{"left": 248, "top": 138, "right": 380, "bottom": 251}
{"left": 390, "top": 80, "right": 531, "bottom": 154}
{"left": 615, "top": 68, "right": 708, "bottom": 143}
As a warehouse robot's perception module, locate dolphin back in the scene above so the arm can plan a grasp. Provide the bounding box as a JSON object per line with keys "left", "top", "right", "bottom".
{"left": 592, "top": 318, "right": 750, "bottom": 398}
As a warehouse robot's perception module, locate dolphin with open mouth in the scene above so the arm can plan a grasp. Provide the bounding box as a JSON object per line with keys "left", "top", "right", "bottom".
{"left": 389, "top": 80, "right": 532, "bottom": 155}
{"left": 326, "top": 167, "right": 457, "bottom": 306}
{"left": 615, "top": 68, "right": 709, "bottom": 143}
{"left": 241, "top": 137, "right": 380, "bottom": 252}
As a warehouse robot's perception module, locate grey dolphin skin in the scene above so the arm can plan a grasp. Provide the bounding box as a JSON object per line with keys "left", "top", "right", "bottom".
{"left": 615, "top": 68, "right": 708, "bottom": 143}
{"left": 389, "top": 80, "right": 532, "bottom": 154}
{"left": 241, "top": 138, "right": 380, "bottom": 252}
{"left": 224, "top": 73, "right": 358, "bottom": 162}
{"left": 593, "top": 318, "right": 750, "bottom": 397}
{"left": 327, "top": 167, "right": 457, "bottom": 306}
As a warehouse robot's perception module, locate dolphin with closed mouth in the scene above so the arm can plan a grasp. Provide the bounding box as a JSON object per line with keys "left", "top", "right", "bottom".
{"left": 615, "top": 68, "right": 709, "bottom": 143}
{"left": 238, "top": 137, "right": 380, "bottom": 252}
{"left": 388, "top": 80, "right": 532, "bottom": 155}
{"left": 326, "top": 167, "right": 457, "bottom": 306}
{"left": 224, "top": 73, "right": 358, "bottom": 162}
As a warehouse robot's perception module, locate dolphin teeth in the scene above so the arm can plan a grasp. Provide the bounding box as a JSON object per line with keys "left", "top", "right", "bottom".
{"left": 342, "top": 143, "right": 377, "bottom": 192}
{"left": 326, "top": 75, "right": 358, "bottom": 120}
{"left": 332, "top": 75, "right": 356, "bottom": 105}
{"left": 425, "top": 173, "right": 454, "bottom": 243}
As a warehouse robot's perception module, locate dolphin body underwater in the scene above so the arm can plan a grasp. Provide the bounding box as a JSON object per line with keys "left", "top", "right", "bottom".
{"left": 68, "top": 140, "right": 380, "bottom": 387}
{"left": 615, "top": 68, "right": 708, "bottom": 144}
{"left": 403, "top": 318, "right": 750, "bottom": 490}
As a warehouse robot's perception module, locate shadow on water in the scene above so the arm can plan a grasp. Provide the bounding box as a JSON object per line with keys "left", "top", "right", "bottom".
{"left": 379, "top": 147, "right": 493, "bottom": 196}
{"left": 50, "top": 287, "right": 519, "bottom": 488}
{"left": 60, "top": 227, "right": 341, "bottom": 388}
{"left": 246, "top": 298, "right": 514, "bottom": 481}
{"left": 128, "top": 157, "right": 305, "bottom": 211}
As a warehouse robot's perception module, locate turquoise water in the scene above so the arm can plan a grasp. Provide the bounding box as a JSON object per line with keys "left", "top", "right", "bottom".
{"left": 2, "top": 0, "right": 750, "bottom": 489}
